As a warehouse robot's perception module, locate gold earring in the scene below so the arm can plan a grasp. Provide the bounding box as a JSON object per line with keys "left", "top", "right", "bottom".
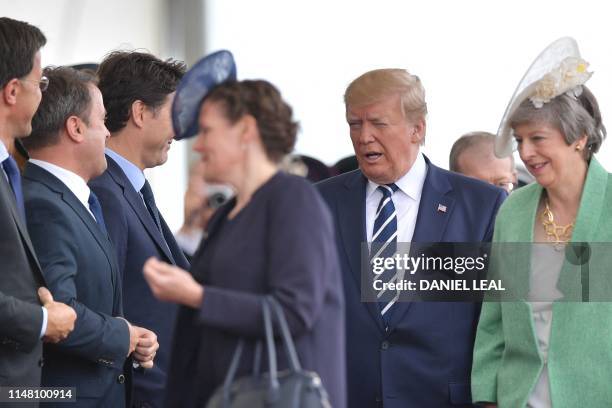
{"left": 575, "top": 144, "right": 582, "bottom": 151}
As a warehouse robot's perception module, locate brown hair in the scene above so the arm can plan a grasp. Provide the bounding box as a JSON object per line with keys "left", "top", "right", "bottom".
{"left": 206, "top": 80, "right": 298, "bottom": 162}
{"left": 97, "top": 51, "right": 186, "bottom": 133}
{"left": 0, "top": 17, "right": 46, "bottom": 88}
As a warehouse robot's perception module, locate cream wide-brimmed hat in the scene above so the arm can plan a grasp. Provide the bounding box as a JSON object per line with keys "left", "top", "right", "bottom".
{"left": 495, "top": 37, "right": 592, "bottom": 157}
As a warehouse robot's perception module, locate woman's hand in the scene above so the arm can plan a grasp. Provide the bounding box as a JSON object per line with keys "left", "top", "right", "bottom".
{"left": 143, "top": 257, "right": 204, "bottom": 308}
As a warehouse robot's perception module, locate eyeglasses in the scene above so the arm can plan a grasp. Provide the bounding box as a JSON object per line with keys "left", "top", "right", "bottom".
{"left": 20, "top": 76, "right": 49, "bottom": 92}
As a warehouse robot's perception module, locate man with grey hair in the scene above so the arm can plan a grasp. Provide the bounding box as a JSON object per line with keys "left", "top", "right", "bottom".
{"left": 21, "top": 66, "right": 159, "bottom": 407}
{"left": 317, "top": 68, "right": 506, "bottom": 408}
{"left": 450, "top": 131, "right": 517, "bottom": 193}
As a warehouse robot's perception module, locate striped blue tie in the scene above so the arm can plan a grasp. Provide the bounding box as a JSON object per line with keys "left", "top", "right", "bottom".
{"left": 371, "top": 183, "right": 399, "bottom": 319}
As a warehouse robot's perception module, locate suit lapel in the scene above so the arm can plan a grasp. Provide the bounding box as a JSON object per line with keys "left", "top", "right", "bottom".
{"left": 160, "top": 214, "right": 189, "bottom": 268}
{"left": 412, "top": 159, "right": 455, "bottom": 243}
{"left": 552, "top": 158, "right": 609, "bottom": 351}
{"left": 557, "top": 157, "right": 607, "bottom": 299}
{"left": 24, "top": 163, "right": 117, "bottom": 287}
{"left": 570, "top": 157, "right": 607, "bottom": 242}
{"left": 338, "top": 171, "right": 386, "bottom": 332}
{"left": 106, "top": 156, "right": 176, "bottom": 264}
{"left": 0, "top": 170, "right": 44, "bottom": 278}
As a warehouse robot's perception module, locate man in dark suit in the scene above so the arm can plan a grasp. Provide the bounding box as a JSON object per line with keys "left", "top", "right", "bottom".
{"left": 317, "top": 69, "right": 506, "bottom": 408}
{"left": 89, "top": 51, "right": 187, "bottom": 408}
{"left": 0, "top": 17, "right": 76, "bottom": 398}
{"left": 21, "top": 66, "right": 159, "bottom": 407}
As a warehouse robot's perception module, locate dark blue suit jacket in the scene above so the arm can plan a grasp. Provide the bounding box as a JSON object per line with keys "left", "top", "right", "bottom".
{"left": 23, "top": 163, "right": 130, "bottom": 408}
{"left": 0, "top": 158, "right": 46, "bottom": 397}
{"left": 89, "top": 155, "right": 189, "bottom": 408}
{"left": 317, "top": 157, "right": 505, "bottom": 408}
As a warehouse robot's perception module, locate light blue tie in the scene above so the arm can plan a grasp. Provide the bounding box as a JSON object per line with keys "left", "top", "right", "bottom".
{"left": 371, "top": 183, "right": 399, "bottom": 320}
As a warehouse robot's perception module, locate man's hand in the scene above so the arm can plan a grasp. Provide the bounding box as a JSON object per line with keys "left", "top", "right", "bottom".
{"left": 121, "top": 319, "right": 159, "bottom": 369}
{"left": 39, "top": 287, "right": 76, "bottom": 343}
{"left": 132, "top": 327, "right": 159, "bottom": 369}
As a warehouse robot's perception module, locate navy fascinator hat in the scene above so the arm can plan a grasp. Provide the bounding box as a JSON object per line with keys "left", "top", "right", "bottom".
{"left": 172, "top": 50, "right": 237, "bottom": 140}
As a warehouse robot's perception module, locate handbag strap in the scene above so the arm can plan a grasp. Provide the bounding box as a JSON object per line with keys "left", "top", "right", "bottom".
{"left": 266, "top": 296, "right": 302, "bottom": 371}
{"left": 252, "top": 341, "right": 262, "bottom": 376}
{"left": 262, "top": 297, "right": 281, "bottom": 402}
{"left": 220, "top": 296, "right": 304, "bottom": 406}
{"left": 222, "top": 340, "right": 244, "bottom": 408}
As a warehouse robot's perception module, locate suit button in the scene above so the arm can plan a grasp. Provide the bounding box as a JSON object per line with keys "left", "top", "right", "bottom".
{"left": 38, "top": 358, "right": 44, "bottom": 367}
{"left": 381, "top": 341, "right": 390, "bottom": 350}
{"left": 117, "top": 374, "right": 125, "bottom": 384}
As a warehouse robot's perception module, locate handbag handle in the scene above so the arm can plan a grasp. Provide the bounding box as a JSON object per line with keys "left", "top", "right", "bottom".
{"left": 266, "top": 296, "right": 302, "bottom": 371}
{"left": 222, "top": 340, "right": 244, "bottom": 407}
{"left": 262, "top": 297, "right": 280, "bottom": 402}
{"left": 221, "top": 296, "right": 305, "bottom": 406}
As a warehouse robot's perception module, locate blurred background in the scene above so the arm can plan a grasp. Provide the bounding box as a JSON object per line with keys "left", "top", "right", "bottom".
{"left": 4, "top": 0, "right": 612, "bottom": 231}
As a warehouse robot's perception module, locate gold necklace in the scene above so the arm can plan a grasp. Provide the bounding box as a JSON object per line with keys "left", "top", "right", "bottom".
{"left": 540, "top": 200, "right": 574, "bottom": 245}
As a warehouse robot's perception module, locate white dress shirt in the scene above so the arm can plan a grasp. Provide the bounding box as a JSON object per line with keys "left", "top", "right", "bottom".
{"left": 365, "top": 153, "right": 427, "bottom": 244}
{"left": 0, "top": 140, "right": 8, "bottom": 168}
{"left": 29, "top": 159, "right": 97, "bottom": 221}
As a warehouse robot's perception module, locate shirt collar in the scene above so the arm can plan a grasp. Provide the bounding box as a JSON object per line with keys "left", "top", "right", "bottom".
{"left": 105, "top": 148, "right": 146, "bottom": 192}
{"left": 366, "top": 152, "right": 427, "bottom": 201}
{"left": 0, "top": 140, "right": 9, "bottom": 163}
{"left": 29, "top": 159, "right": 92, "bottom": 205}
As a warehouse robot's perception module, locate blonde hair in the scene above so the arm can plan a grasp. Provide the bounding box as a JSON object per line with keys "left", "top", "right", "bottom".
{"left": 344, "top": 69, "right": 427, "bottom": 122}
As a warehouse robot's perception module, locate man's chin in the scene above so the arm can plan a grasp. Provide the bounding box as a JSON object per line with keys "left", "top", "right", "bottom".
{"left": 159, "top": 154, "right": 169, "bottom": 166}
{"left": 360, "top": 168, "right": 394, "bottom": 185}
{"left": 17, "top": 124, "right": 33, "bottom": 139}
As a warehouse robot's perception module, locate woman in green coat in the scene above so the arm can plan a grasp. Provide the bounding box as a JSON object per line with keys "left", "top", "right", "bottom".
{"left": 471, "top": 39, "right": 611, "bottom": 408}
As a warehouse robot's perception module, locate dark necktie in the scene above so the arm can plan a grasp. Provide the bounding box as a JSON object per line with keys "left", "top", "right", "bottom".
{"left": 140, "top": 180, "right": 172, "bottom": 256}
{"left": 140, "top": 180, "right": 163, "bottom": 233}
{"left": 88, "top": 191, "right": 108, "bottom": 236}
{"left": 2, "top": 156, "right": 26, "bottom": 223}
{"left": 371, "top": 183, "right": 399, "bottom": 321}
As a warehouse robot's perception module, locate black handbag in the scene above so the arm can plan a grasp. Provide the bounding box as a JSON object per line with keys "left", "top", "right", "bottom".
{"left": 206, "top": 296, "right": 332, "bottom": 408}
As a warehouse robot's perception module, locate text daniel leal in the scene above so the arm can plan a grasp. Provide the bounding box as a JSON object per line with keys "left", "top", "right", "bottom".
{"left": 373, "top": 279, "right": 505, "bottom": 291}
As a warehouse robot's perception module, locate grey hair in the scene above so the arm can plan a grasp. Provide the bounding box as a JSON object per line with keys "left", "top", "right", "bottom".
{"left": 509, "top": 85, "right": 606, "bottom": 160}
{"left": 23, "top": 66, "right": 97, "bottom": 151}
{"left": 449, "top": 131, "right": 496, "bottom": 172}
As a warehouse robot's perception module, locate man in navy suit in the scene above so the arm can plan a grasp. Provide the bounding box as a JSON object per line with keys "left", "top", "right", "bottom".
{"left": 89, "top": 51, "right": 187, "bottom": 408}
{"left": 21, "top": 66, "right": 159, "bottom": 407}
{"left": 317, "top": 69, "right": 506, "bottom": 408}
{"left": 0, "top": 18, "right": 76, "bottom": 399}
